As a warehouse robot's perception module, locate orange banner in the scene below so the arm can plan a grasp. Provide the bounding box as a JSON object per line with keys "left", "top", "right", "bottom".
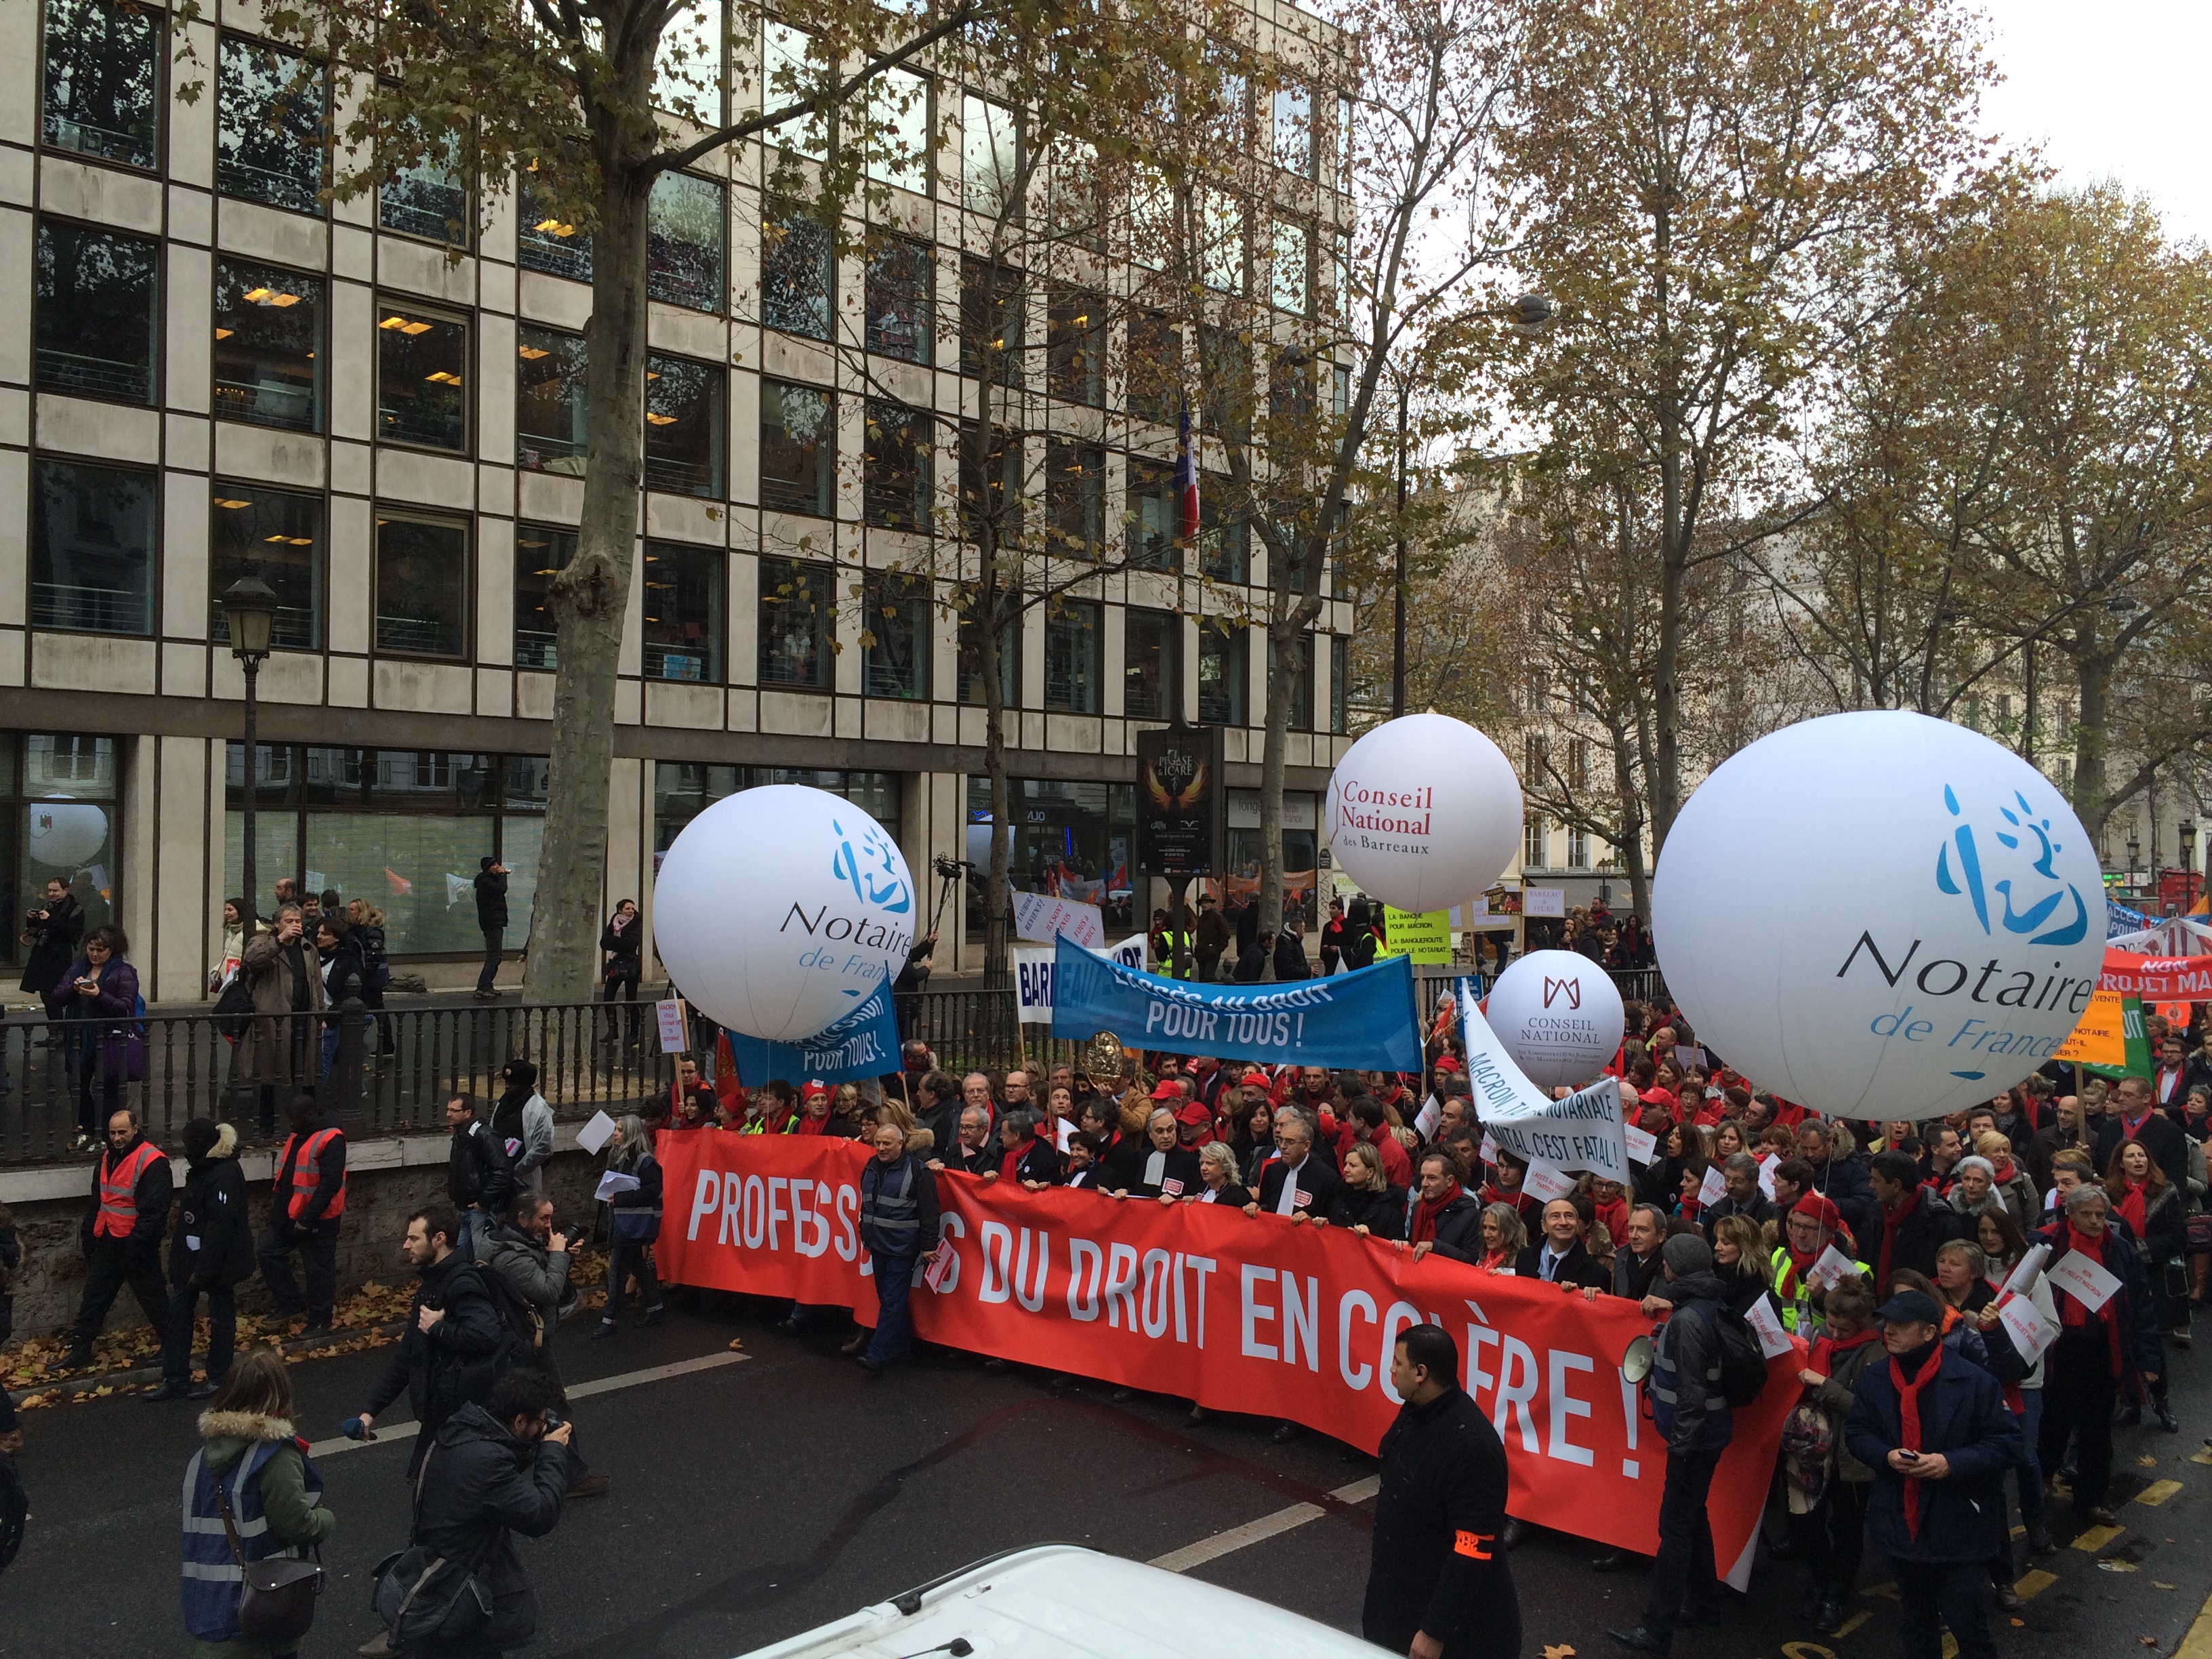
{"left": 654, "top": 1131, "right": 1799, "bottom": 1575}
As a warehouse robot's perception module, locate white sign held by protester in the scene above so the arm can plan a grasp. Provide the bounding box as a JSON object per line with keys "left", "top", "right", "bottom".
{"left": 1744, "top": 1294, "right": 1794, "bottom": 1359}
{"left": 1808, "top": 1244, "right": 1862, "bottom": 1290}
{"left": 1698, "top": 1165, "right": 1729, "bottom": 1208}
{"left": 1625, "top": 1124, "right": 1658, "bottom": 1166}
{"left": 1011, "top": 890, "right": 1106, "bottom": 948}
{"left": 1523, "top": 887, "right": 1566, "bottom": 918}
{"left": 655, "top": 999, "right": 689, "bottom": 1053}
{"left": 2002, "top": 1244, "right": 2051, "bottom": 1297}
{"left": 2045, "top": 1249, "right": 2122, "bottom": 1313}
{"left": 576, "top": 1110, "right": 619, "bottom": 1154}
{"left": 1014, "top": 936, "right": 1147, "bottom": 1023}
{"left": 1998, "top": 1295, "right": 2060, "bottom": 1364}
{"left": 1456, "top": 977, "right": 1633, "bottom": 1182}
{"left": 1523, "top": 1155, "right": 1578, "bottom": 1204}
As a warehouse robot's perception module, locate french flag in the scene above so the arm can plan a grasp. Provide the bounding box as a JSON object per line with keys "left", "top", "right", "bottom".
{"left": 1174, "top": 401, "right": 1201, "bottom": 544}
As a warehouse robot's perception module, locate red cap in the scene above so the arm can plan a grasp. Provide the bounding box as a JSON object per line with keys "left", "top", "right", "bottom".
{"left": 1240, "top": 1069, "right": 1271, "bottom": 1086}
{"left": 1174, "top": 1101, "right": 1212, "bottom": 1126}
{"left": 1793, "top": 1193, "right": 1843, "bottom": 1232}
{"left": 1149, "top": 1080, "right": 1184, "bottom": 1101}
{"left": 1434, "top": 1056, "right": 1462, "bottom": 1074}
{"left": 800, "top": 1080, "right": 830, "bottom": 1099}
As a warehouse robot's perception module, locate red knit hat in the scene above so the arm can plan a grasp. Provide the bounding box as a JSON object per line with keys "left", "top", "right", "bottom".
{"left": 1792, "top": 1193, "right": 1843, "bottom": 1233}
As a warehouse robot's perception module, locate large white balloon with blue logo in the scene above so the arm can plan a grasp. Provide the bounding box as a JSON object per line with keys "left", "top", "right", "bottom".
{"left": 1651, "top": 712, "right": 2106, "bottom": 1120}
{"left": 652, "top": 784, "right": 917, "bottom": 1042}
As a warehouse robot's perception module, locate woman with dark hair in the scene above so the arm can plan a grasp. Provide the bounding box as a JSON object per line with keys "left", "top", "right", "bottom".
{"left": 1229, "top": 1093, "right": 1276, "bottom": 1187}
{"left": 344, "top": 899, "right": 394, "bottom": 1057}
{"left": 600, "top": 898, "right": 643, "bottom": 1044}
{"left": 2107, "top": 1139, "right": 2186, "bottom": 1410}
{"left": 596, "top": 1114, "right": 665, "bottom": 1338}
{"left": 312, "top": 914, "right": 365, "bottom": 1080}
{"left": 64, "top": 924, "right": 140, "bottom": 1151}
{"left": 208, "top": 898, "right": 248, "bottom": 992}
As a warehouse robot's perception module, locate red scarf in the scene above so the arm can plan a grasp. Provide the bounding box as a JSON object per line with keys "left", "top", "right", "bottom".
{"left": 1593, "top": 1195, "right": 1631, "bottom": 1249}
{"left": 1479, "top": 1183, "right": 1534, "bottom": 1221}
{"left": 1877, "top": 1184, "right": 1921, "bottom": 1290}
{"left": 790, "top": 1109, "right": 830, "bottom": 1136}
{"left": 1888, "top": 1346, "right": 1940, "bottom": 1540}
{"left": 1807, "top": 1326, "right": 1880, "bottom": 1378}
{"left": 2114, "top": 1179, "right": 2149, "bottom": 1242}
{"left": 2057, "top": 1224, "right": 2126, "bottom": 1378}
{"left": 1409, "top": 1180, "right": 1465, "bottom": 1246}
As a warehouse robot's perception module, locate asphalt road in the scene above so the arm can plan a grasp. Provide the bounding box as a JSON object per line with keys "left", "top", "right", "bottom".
{"left": 3, "top": 1292, "right": 2209, "bottom": 1659}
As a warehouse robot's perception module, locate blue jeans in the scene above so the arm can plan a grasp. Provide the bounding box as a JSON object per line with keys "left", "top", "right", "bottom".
{"left": 864, "top": 1253, "right": 918, "bottom": 1366}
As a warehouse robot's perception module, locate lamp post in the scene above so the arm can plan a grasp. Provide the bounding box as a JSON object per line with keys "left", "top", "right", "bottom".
{"left": 222, "top": 575, "right": 277, "bottom": 947}
{"left": 2126, "top": 825, "right": 2142, "bottom": 895}
{"left": 2183, "top": 818, "right": 2200, "bottom": 909}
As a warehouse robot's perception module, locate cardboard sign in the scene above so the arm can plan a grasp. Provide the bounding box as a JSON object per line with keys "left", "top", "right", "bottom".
{"left": 1523, "top": 887, "right": 1565, "bottom": 918}
{"left": 1380, "top": 906, "right": 1453, "bottom": 965}
{"left": 1998, "top": 1294, "right": 2058, "bottom": 1363}
{"left": 1012, "top": 890, "right": 1106, "bottom": 949}
{"left": 2046, "top": 1249, "right": 2121, "bottom": 1313}
{"left": 1756, "top": 1158, "right": 1777, "bottom": 1199}
{"left": 1744, "top": 1293, "right": 1793, "bottom": 1359}
{"left": 1698, "top": 1164, "right": 1728, "bottom": 1207}
{"left": 1415, "top": 1097, "right": 1442, "bottom": 1141}
{"left": 1625, "top": 1124, "right": 1658, "bottom": 1166}
{"left": 1808, "top": 1244, "right": 1861, "bottom": 1290}
{"left": 1523, "top": 1155, "right": 1578, "bottom": 1204}
{"left": 655, "top": 998, "right": 689, "bottom": 1053}
{"left": 576, "top": 1110, "right": 619, "bottom": 1154}
{"left": 594, "top": 1170, "right": 641, "bottom": 1202}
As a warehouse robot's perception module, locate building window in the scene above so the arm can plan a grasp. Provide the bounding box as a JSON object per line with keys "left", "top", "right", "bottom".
{"left": 32, "top": 459, "right": 155, "bottom": 635}
{"left": 640, "top": 541, "right": 724, "bottom": 682}
{"left": 516, "top": 167, "right": 592, "bottom": 281}
{"left": 216, "top": 37, "right": 325, "bottom": 215}
{"left": 224, "top": 746, "right": 546, "bottom": 957}
{"left": 863, "top": 400, "right": 932, "bottom": 531}
{"left": 42, "top": 0, "right": 159, "bottom": 168}
{"left": 1273, "top": 84, "right": 1311, "bottom": 175}
{"left": 653, "top": 1, "right": 724, "bottom": 122}
{"left": 960, "top": 257, "right": 1024, "bottom": 384}
{"left": 761, "top": 207, "right": 832, "bottom": 340}
{"left": 963, "top": 775, "right": 1135, "bottom": 933}
{"left": 1197, "top": 625, "right": 1247, "bottom": 725}
{"left": 1045, "top": 440, "right": 1104, "bottom": 558}
{"left": 760, "top": 380, "right": 834, "bottom": 517}
{"left": 375, "top": 514, "right": 469, "bottom": 657}
{"left": 35, "top": 219, "right": 158, "bottom": 405}
{"left": 862, "top": 571, "right": 929, "bottom": 700}
{"left": 657, "top": 764, "right": 899, "bottom": 863}
{"left": 1047, "top": 286, "right": 1105, "bottom": 407}
{"left": 1127, "top": 459, "right": 1178, "bottom": 571}
{"left": 377, "top": 302, "right": 468, "bottom": 451}
{"left": 957, "top": 600, "right": 1019, "bottom": 708}
{"left": 644, "top": 354, "right": 724, "bottom": 497}
{"left": 380, "top": 118, "right": 468, "bottom": 243}
{"left": 1523, "top": 732, "right": 1548, "bottom": 783}
{"left": 1198, "top": 324, "right": 1250, "bottom": 443}
{"left": 1199, "top": 490, "right": 1246, "bottom": 583}
{"left": 760, "top": 21, "right": 828, "bottom": 160}
{"left": 867, "top": 66, "right": 932, "bottom": 194}
{"left": 1, "top": 733, "right": 123, "bottom": 963}
{"left": 515, "top": 325, "right": 588, "bottom": 474}
{"left": 1332, "top": 363, "right": 1350, "bottom": 418}
{"left": 1568, "top": 735, "right": 1591, "bottom": 789}
{"left": 962, "top": 94, "right": 1021, "bottom": 218}
{"left": 1568, "top": 827, "right": 1591, "bottom": 869}
{"left": 958, "top": 422, "right": 1021, "bottom": 546}
{"left": 1524, "top": 816, "right": 1547, "bottom": 870}
{"left": 1126, "top": 312, "right": 1181, "bottom": 426}
{"left": 648, "top": 171, "right": 725, "bottom": 312}
{"left": 758, "top": 556, "right": 832, "bottom": 687}
{"left": 1124, "top": 608, "right": 1179, "bottom": 722}
{"left": 1271, "top": 221, "right": 1310, "bottom": 314}
{"left": 211, "top": 260, "right": 322, "bottom": 432}
{"left": 210, "top": 485, "right": 323, "bottom": 651}
{"left": 1040, "top": 602, "right": 1101, "bottom": 715}
{"left": 865, "top": 236, "right": 933, "bottom": 364}
{"left": 512, "top": 526, "right": 575, "bottom": 670}
{"left": 1329, "top": 635, "right": 1348, "bottom": 734}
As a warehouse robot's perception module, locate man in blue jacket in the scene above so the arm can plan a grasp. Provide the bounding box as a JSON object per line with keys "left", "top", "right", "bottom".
{"left": 1845, "top": 1288, "right": 2025, "bottom": 1659}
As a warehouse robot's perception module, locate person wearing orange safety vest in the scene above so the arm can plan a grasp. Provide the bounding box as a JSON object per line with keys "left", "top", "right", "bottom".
{"left": 64, "top": 1107, "right": 171, "bottom": 1370}
{"left": 260, "top": 1095, "right": 348, "bottom": 1331}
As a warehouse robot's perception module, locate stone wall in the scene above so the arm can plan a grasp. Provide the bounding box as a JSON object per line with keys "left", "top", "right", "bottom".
{"left": 0, "top": 1136, "right": 604, "bottom": 1345}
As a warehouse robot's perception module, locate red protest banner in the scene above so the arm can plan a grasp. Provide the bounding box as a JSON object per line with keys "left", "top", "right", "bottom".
{"left": 653, "top": 1131, "right": 1799, "bottom": 1575}
{"left": 2100, "top": 953, "right": 2212, "bottom": 1003}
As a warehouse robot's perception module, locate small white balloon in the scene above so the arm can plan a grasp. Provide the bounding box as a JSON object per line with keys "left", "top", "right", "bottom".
{"left": 653, "top": 785, "right": 918, "bottom": 1042}
{"left": 1324, "top": 713, "right": 1521, "bottom": 914}
{"left": 1652, "top": 711, "right": 2106, "bottom": 1121}
{"left": 26, "top": 802, "right": 108, "bottom": 872}
{"left": 1483, "top": 949, "right": 1627, "bottom": 1088}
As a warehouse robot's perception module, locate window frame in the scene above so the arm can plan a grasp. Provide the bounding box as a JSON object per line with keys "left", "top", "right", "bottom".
{"left": 40, "top": 0, "right": 164, "bottom": 172}
{"left": 647, "top": 169, "right": 728, "bottom": 313}
{"left": 1122, "top": 607, "right": 1182, "bottom": 723}
{"left": 214, "top": 33, "right": 329, "bottom": 218}
{"left": 758, "top": 377, "right": 836, "bottom": 519}
{"left": 863, "top": 399, "right": 934, "bottom": 532}
{"left": 1044, "top": 438, "right": 1105, "bottom": 559}
{"left": 372, "top": 510, "right": 472, "bottom": 661}
{"left": 30, "top": 455, "right": 159, "bottom": 638}
{"left": 1197, "top": 623, "right": 1248, "bottom": 726}
{"left": 374, "top": 298, "right": 472, "bottom": 454}
{"left": 756, "top": 554, "right": 835, "bottom": 690}
{"left": 209, "top": 480, "right": 325, "bottom": 652}
{"left": 1044, "top": 599, "right": 1105, "bottom": 716}
{"left": 864, "top": 234, "right": 935, "bottom": 365}
{"left": 514, "top": 323, "right": 589, "bottom": 474}
{"left": 861, "top": 569, "right": 931, "bottom": 701}
{"left": 639, "top": 539, "right": 727, "bottom": 683}
{"left": 643, "top": 351, "right": 726, "bottom": 499}
{"left": 512, "top": 523, "right": 577, "bottom": 670}
{"left": 33, "top": 215, "right": 161, "bottom": 408}
{"left": 760, "top": 204, "right": 834, "bottom": 342}
{"left": 211, "top": 257, "right": 325, "bottom": 434}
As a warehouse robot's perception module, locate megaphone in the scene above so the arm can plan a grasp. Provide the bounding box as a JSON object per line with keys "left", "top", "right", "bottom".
{"left": 1620, "top": 1334, "right": 1655, "bottom": 1385}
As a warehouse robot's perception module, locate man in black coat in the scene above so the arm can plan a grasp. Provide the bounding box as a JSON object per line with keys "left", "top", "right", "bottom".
{"left": 1402, "top": 1149, "right": 1486, "bottom": 1263}
{"left": 64, "top": 1109, "right": 170, "bottom": 1370}
{"left": 1612, "top": 1204, "right": 1670, "bottom": 1302}
{"left": 17, "top": 878, "right": 81, "bottom": 1015}
{"left": 446, "top": 1094, "right": 515, "bottom": 1262}
{"left": 1248, "top": 1112, "right": 1342, "bottom": 1221}
{"left": 1517, "top": 1195, "right": 1612, "bottom": 1290}
{"left": 407, "top": 1368, "right": 571, "bottom": 1652}
{"left": 1864, "top": 1150, "right": 1963, "bottom": 1286}
{"left": 472, "top": 856, "right": 509, "bottom": 999}
{"left": 2092, "top": 1074, "right": 2191, "bottom": 1191}
{"left": 148, "top": 1118, "right": 253, "bottom": 1401}
{"left": 1364, "top": 1322, "right": 1521, "bottom": 1659}
{"left": 1699, "top": 1153, "right": 1775, "bottom": 1240}
{"left": 356, "top": 1204, "right": 514, "bottom": 1477}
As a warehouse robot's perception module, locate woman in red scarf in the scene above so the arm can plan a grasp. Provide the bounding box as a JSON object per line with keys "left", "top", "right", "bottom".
{"left": 1473, "top": 1203, "right": 1525, "bottom": 1274}
{"left": 1589, "top": 1178, "right": 1631, "bottom": 1250}
{"left": 1786, "top": 1278, "right": 1883, "bottom": 1632}
{"left": 2032, "top": 1185, "right": 2166, "bottom": 1519}
{"left": 2105, "top": 1139, "right": 2186, "bottom": 1366}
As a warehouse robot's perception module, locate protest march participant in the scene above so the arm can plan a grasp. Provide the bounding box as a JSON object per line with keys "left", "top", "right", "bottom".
{"left": 2030, "top": 1185, "right": 2163, "bottom": 1521}
{"left": 1248, "top": 1111, "right": 1340, "bottom": 1222}
{"left": 1330, "top": 1143, "right": 1408, "bottom": 1239}
{"left": 1782, "top": 1277, "right": 1883, "bottom": 1633}
{"left": 1612, "top": 1205, "right": 1671, "bottom": 1303}
{"left": 1518, "top": 1197, "right": 1611, "bottom": 1290}
{"left": 1865, "top": 1151, "right": 1963, "bottom": 1285}
{"left": 851, "top": 1120, "right": 943, "bottom": 1375}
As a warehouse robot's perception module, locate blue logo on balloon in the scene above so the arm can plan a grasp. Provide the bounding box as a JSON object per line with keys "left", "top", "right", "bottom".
{"left": 1936, "top": 785, "right": 2089, "bottom": 947}
{"left": 831, "top": 817, "right": 914, "bottom": 916}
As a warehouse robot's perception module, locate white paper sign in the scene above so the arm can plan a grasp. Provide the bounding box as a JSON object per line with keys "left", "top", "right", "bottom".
{"left": 655, "top": 998, "right": 689, "bottom": 1053}
{"left": 1757, "top": 1158, "right": 1778, "bottom": 1200}
{"left": 1625, "top": 1124, "right": 1658, "bottom": 1166}
{"left": 2002, "top": 1244, "right": 2051, "bottom": 1298}
{"left": 576, "top": 1110, "right": 618, "bottom": 1154}
{"left": 1808, "top": 1244, "right": 1861, "bottom": 1290}
{"left": 1479, "top": 1131, "right": 1500, "bottom": 1168}
{"left": 1012, "top": 936, "right": 1149, "bottom": 1023}
{"left": 1997, "top": 1294, "right": 2059, "bottom": 1364}
{"left": 1012, "top": 890, "right": 1106, "bottom": 948}
{"left": 1744, "top": 1293, "right": 1794, "bottom": 1359}
{"left": 923, "top": 1246, "right": 958, "bottom": 1293}
{"left": 1415, "top": 1097, "right": 1443, "bottom": 1141}
{"left": 1523, "top": 1155, "right": 1578, "bottom": 1204}
{"left": 2045, "top": 1248, "right": 2122, "bottom": 1313}
{"left": 1523, "top": 886, "right": 1566, "bottom": 918}
{"left": 594, "top": 1170, "right": 641, "bottom": 1202}
{"left": 1698, "top": 1164, "right": 1728, "bottom": 1207}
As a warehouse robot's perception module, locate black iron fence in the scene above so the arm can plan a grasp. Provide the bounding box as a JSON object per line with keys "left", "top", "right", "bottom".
{"left": 0, "top": 964, "right": 1666, "bottom": 1169}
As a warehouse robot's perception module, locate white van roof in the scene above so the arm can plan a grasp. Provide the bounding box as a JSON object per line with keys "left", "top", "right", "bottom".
{"left": 735, "top": 1544, "right": 1382, "bottom": 1659}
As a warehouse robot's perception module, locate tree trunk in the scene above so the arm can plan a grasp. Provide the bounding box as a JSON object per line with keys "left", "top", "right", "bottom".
{"left": 524, "top": 140, "right": 652, "bottom": 1005}
{"left": 2070, "top": 641, "right": 2114, "bottom": 841}
{"left": 1258, "top": 610, "right": 1295, "bottom": 956}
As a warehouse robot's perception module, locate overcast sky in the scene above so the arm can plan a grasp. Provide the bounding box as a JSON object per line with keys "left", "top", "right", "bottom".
{"left": 1980, "top": 0, "right": 2209, "bottom": 243}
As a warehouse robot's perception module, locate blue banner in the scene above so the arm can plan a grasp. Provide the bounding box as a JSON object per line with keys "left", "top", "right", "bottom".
{"left": 724, "top": 976, "right": 900, "bottom": 1087}
{"left": 1048, "top": 936, "right": 1424, "bottom": 1072}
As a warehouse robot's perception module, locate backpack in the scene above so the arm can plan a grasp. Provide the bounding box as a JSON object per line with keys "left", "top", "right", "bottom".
{"left": 359, "top": 927, "right": 391, "bottom": 991}
{"left": 424, "top": 1265, "right": 531, "bottom": 1421}
{"left": 213, "top": 972, "right": 254, "bottom": 1041}
{"left": 1704, "top": 1303, "right": 1770, "bottom": 1408}
{"left": 478, "top": 1250, "right": 548, "bottom": 1356}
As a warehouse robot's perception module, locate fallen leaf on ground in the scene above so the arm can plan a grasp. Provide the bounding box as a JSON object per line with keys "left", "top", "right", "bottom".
{"left": 2154, "top": 1582, "right": 2177, "bottom": 1591}
{"left": 729, "top": 1338, "right": 745, "bottom": 1351}
{"left": 2141, "top": 1638, "right": 2160, "bottom": 1647}
{"left": 2099, "top": 1561, "right": 2140, "bottom": 1574}
{"left": 2138, "top": 1455, "right": 2159, "bottom": 1467}
{"left": 2009, "top": 1620, "right": 2024, "bottom": 1629}
{"left": 1543, "top": 1645, "right": 1576, "bottom": 1659}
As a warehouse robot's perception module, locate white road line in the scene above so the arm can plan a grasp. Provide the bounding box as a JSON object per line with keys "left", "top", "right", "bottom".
{"left": 1149, "top": 1477, "right": 1380, "bottom": 1573}
{"left": 304, "top": 1350, "right": 748, "bottom": 1459}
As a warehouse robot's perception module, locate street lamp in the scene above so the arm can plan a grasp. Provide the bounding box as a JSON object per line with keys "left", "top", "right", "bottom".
{"left": 222, "top": 575, "right": 277, "bottom": 947}
{"left": 2183, "top": 818, "right": 2200, "bottom": 907}
{"left": 2125, "top": 825, "right": 2142, "bottom": 893}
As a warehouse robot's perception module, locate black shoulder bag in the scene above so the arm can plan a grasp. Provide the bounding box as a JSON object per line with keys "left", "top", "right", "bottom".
{"left": 214, "top": 1474, "right": 324, "bottom": 1645}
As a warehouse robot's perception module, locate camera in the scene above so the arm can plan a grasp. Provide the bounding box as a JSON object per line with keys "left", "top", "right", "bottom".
{"left": 931, "top": 855, "right": 974, "bottom": 881}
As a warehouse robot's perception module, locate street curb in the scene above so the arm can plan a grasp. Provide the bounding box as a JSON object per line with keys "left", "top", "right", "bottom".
{"left": 5, "top": 1317, "right": 407, "bottom": 1408}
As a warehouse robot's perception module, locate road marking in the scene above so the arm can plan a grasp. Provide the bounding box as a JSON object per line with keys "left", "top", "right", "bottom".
{"left": 2190, "top": 1448, "right": 2212, "bottom": 1467}
{"left": 2135, "top": 1479, "right": 2184, "bottom": 1507}
{"left": 2015, "top": 1569, "right": 2058, "bottom": 1601}
{"left": 2176, "top": 1589, "right": 2212, "bottom": 1659}
{"left": 1149, "top": 1477, "right": 1379, "bottom": 1574}
{"left": 2071, "top": 1523, "right": 2125, "bottom": 1551}
{"left": 1832, "top": 1612, "right": 1870, "bottom": 1639}
{"left": 304, "top": 1351, "right": 748, "bottom": 1458}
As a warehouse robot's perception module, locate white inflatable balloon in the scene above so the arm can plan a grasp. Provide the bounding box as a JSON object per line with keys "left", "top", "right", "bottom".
{"left": 1483, "top": 949, "right": 1627, "bottom": 1088}
{"left": 653, "top": 784, "right": 918, "bottom": 1042}
{"left": 1324, "top": 713, "right": 1521, "bottom": 914}
{"left": 27, "top": 802, "right": 108, "bottom": 871}
{"left": 1652, "top": 712, "right": 2106, "bottom": 1121}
